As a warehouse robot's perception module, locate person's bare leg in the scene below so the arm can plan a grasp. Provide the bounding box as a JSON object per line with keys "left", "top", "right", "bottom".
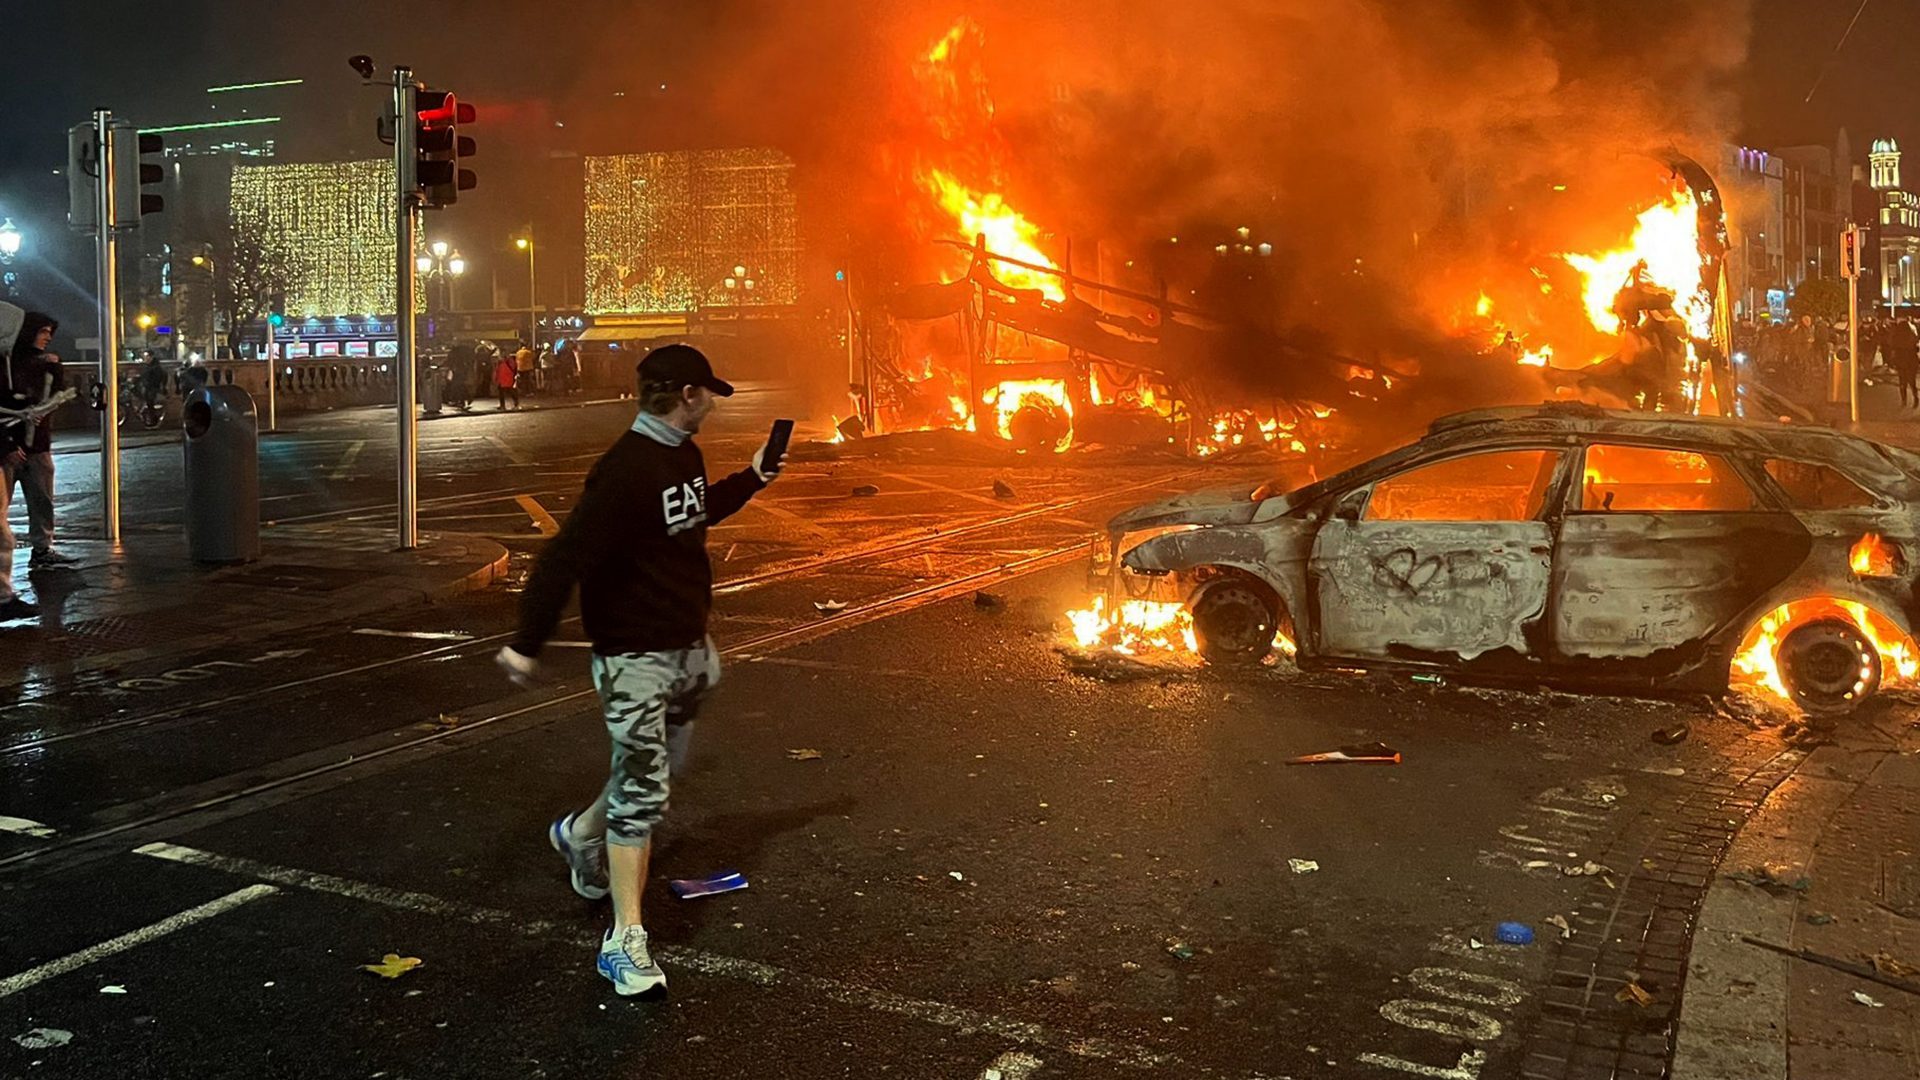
{"left": 608, "top": 839, "right": 649, "bottom": 929}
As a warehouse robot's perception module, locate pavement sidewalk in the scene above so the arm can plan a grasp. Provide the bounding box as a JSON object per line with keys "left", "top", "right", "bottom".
{"left": 1, "top": 524, "right": 508, "bottom": 686}
{"left": 1673, "top": 714, "right": 1920, "bottom": 1079}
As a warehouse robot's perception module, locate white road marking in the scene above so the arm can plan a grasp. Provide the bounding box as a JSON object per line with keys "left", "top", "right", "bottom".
{"left": 327, "top": 440, "right": 365, "bottom": 481}
{"left": 0, "top": 815, "right": 55, "bottom": 838}
{"left": 351, "top": 629, "right": 476, "bottom": 642}
{"left": 0, "top": 884, "right": 277, "bottom": 999}
{"left": 515, "top": 494, "right": 560, "bottom": 538}
{"left": 978, "top": 1050, "right": 1043, "bottom": 1079}
{"left": 487, "top": 435, "right": 534, "bottom": 465}
{"left": 133, "top": 843, "right": 1172, "bottom": 1071}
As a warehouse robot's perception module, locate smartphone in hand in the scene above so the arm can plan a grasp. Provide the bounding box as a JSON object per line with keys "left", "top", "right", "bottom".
{"left": 762, "top": 418, "right": 795, "bottom": 475}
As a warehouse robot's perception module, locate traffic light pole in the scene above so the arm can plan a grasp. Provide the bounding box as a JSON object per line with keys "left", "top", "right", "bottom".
{"left": 393, "top": 67, "right": 419, "bottom": 550}
{"left": 93, "top": 108, "right": 121, "bottom": 543}
{"left": 263, "top": 316, "right": 276, "bottom": 432}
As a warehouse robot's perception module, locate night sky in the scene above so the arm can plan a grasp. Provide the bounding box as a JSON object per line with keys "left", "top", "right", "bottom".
{"left": 2, "top": 1, "right": 1916, "bottom": 329}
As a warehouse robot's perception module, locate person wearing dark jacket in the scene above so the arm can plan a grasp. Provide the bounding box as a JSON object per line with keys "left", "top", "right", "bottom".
{"left": 0, "top": 306, "right": 39, "bottom": 620}
{"left": 495, "top": 343, "right": 785, "bottom": 997}
{"left": 6, "top": 311, "right": 77, "bottom": 581}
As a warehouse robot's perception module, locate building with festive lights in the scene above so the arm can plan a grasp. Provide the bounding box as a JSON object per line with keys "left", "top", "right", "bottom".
{"left": 1867, "top": 139, "right": 1920, "bottom": 315}
{"left": 229, "top": 159, "right": 402, "bottom": 358}
{"left": 583, "top": 148, "right": 800, "bottom": 318}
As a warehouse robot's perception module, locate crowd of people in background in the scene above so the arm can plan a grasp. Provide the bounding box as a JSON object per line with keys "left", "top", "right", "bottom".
{"left": 437, "top": 337, "right": 584, "bottom": 413}
{"left": 1736, "top": 311, "right": 1920, "bottom": 410}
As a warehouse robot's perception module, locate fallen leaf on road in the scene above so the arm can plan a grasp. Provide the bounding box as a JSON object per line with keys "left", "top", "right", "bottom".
{"left": 1288, "top": 858, "right": 1320, "bottom": 874}
{"left": 1615, "top": 981, "right": 1654, "bottom": 1007}
{"left": 1853, "top": 991, "right": 1886, "bottom": 1008}
{"left": 786, "top": 748, "right": 823, "bottom": 761}
{"left": 1870, "top": 952, "right": 1919, "bottom": 978}
{"left": 361, "top": 954, "right": 424, "bottom": 979}
{"left": 11, "top": 1028, "right": 72, "bottom": 1050}
{"left": 1724, "top": 865, "right": 1811, "bottom": 895}
{"left": 1546, "top": 914, "right": 1573, "bottom": 940}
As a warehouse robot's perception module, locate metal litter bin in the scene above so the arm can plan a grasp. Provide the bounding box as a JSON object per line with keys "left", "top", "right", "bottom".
{"left": 182, "top": 384, "right": 260, "bottom": 564}
{"left": 422, "top": 354, "right": 444, "bottom": 417}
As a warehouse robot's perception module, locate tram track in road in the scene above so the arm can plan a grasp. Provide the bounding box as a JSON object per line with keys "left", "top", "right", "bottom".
{"left": 0, "top": 533, "right": 1097, "bottom": 879}
{"left": 0, "top": 468, "right": 1196, "bottom": 760}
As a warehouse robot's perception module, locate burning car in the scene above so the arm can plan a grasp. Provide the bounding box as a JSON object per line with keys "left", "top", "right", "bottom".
{"left": 1087, "top": 403, "right": 1920, "bottom": 715}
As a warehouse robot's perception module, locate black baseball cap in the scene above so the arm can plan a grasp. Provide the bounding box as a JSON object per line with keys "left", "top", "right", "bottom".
{"left": 638, "top": 343, "right": 733, "bottom": 397}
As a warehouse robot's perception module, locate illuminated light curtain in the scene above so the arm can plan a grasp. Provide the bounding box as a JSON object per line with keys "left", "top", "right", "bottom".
{"left": 585, "top": 148, "right": 801, "bottom": 315}
{"left": 230, "top": 160, "right": 398, "bottom": 317}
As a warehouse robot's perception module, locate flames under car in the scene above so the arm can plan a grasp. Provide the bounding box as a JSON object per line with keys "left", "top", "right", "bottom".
{"left": 1094, "top": 403, "right": 1920, "bottom": 715}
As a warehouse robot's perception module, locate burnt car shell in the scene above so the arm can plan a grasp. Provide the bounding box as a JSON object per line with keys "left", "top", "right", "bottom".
{"left": 1106, "top": 402, "right": 1920, "bottom": 699}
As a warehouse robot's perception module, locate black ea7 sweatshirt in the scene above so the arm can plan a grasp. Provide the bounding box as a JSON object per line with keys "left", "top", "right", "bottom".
{"left": 512, "top": 424, "right": 764, "bottom": 657}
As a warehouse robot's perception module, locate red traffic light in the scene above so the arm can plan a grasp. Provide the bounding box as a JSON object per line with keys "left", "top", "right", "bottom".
{"left": 416, "top": 91, "right": 476, "bottom": 127}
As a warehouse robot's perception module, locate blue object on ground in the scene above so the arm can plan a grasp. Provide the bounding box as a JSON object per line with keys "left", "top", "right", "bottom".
{"left": 1495, "top": 921, "right": 1534, "bottom": 945}
{"left": 669, "top": 870, "right": 750, "bottom": 899}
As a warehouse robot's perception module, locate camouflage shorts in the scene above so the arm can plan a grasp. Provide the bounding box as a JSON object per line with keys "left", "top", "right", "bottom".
{"left": 590, "top": 638, "right": 719, "bottom": 847}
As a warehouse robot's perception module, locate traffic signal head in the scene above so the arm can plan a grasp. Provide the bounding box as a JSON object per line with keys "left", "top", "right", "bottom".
{"left": 111, "top": 125, "right": 164, "bottom": 223}
{"left": 267, "top": 291, "right": 286, "bottom": 327}
{"left": 413, "top": 89, "right": 477, "bottom": 209}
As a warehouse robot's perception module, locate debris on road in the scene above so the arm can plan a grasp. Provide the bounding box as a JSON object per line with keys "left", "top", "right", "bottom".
{"left": 361, "top": 954, "right": 424, "bottom": 979}
{"left": 1288, "top": 858, "right": 1320, "bottom": 874}
{"left": 992, "top": 479, "right": 1017, "bottom": 499}
{"left": 974, "top": 590, "right": 1006, "bottom": 610}
{"left": 99, "top": 985, "right": 127, "bottom": 994}
{"left": 1057, "top": 645, "right": 1191, "bottom": 682}
{"left": 11, "top": 1028, "right": 73, "bottom": 1050}
{"left": 813, "top": 600, "right": 850, "bottom": 615}
{"left": 948, "top": 871, "right": 965, "bottom": 882}
{"left": 1616, "top": 980, "right": 1655, "bottom": 1007}
{"left": 786, "top": 748, "right": 823, "bottom": 761}
{"left": 1853, "top": 991, "right": 1886, "bottom": 1008}
{"left": 1725, "top": 865, "right": 1811, "bottom": 895}
{"left": 1806, "top": 912, "right": 1836, "bottom": 925}
{"left": 1495, "top": 922, "right": 1534, "bottom": 945}
{"left": 1468, "top": 938, "right": 1485, "bottom": 950}
{"left": 1166, "top": 939, "right": 1196, "bottom": 961}
{"left": 1546, "top": 914, "right": 1574, "bottom": 939}
{"left": 850, "top": 484, "right": 880, "bottom": 497}
{"left": 1409, "top": 673, "right": 1445, "bottom": 686}
{"left": 1651, "top": 722, "right": 1690, "bottom": 745}
{"left": 1563, "top": 860, "right": 1612, "bottom": 877}
{"left": 1286, "top": 742, "right": 1401, "bottom": 765}
{"left": 669, "top": 871, "right": 750, "bottom": 899}
{"left": 1871, "top": 952, "right": 1919, "bottom": 978}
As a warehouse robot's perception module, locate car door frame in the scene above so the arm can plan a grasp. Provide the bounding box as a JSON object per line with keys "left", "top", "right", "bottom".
{"left": 1544, "top": 438, "right": 1814, "bottom": 679}
{"left": 1306, "top": 442, "right": 1574, "bottom": 667}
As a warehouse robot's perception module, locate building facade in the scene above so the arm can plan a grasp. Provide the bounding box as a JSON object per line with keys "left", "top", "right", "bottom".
{"left": 1868, "top": 139, "right": 1920, "bottom": 314}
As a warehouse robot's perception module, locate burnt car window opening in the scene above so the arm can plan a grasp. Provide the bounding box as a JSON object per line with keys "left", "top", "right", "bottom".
{"left": 1579, "top": 445, "right": 1755, "bottom": 513}
{"left": 1362, "top": 449, "right": 1558, "bottom": 523}
{"left": 1763, "top": 458, "right": 1878, "bottom": 510}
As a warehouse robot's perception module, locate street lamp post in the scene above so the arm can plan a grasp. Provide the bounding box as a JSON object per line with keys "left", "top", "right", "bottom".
{"left": 416, "top": 242, "right": 466, "bottom": 417}
{"left": 0, "top": 218, "right": 22, "bottom": 301}
{"left": 515, "top": 235, "right": 536, "bottom": 345}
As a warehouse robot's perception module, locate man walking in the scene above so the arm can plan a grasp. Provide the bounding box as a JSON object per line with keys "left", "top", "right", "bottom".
{"left": 494, "top": 343, "right": 785, "bottom": 997}
{"left": 6, "top": 311, "right": 77, "bottom": 571}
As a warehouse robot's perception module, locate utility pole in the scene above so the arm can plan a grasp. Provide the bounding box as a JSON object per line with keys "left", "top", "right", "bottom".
{"left": 393, "top": 67, "right": 419, "bottom": 550}
{"left": 1843, "top": 223, "right": 1863, "bottom": 425}
{"left": 94, "top": 108, "right": 122, "bottom": 543}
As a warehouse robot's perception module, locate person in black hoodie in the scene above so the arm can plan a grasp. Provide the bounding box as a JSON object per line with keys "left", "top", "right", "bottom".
{"left": 495, "top": 343, "right": 785, "bottom": 997}
{"left": 6, "top": 311, "right": 77, "bottom": 573}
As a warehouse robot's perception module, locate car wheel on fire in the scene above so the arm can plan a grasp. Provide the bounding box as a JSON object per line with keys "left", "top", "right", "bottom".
{"left": 1776, "top": 618, "right": 1882, "bottom": 717}
{"left": 1191, "top": 575, "right": 1284, "bottom": 664}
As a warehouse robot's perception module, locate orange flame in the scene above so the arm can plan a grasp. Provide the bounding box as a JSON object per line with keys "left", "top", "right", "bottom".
{"left": 983, "top": 377, "right": 1072, "bottom": 448}
{"left": 1850, "top": 533, "right": 1898, "bottom": 577}
{"left": 1732, "top": 597, "right": 1919, "bottom": 705}
{"left": 1065, "top": 593, "right": 1300, "bottom": 660}
{"left": 923, "top": 170, "right": 1065, "bottom": 300}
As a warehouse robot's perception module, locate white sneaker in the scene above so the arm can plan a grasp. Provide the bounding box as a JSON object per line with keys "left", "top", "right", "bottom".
{"left": 547, "top": 813, "right": 609, "bottom": 901}
{"left": 597, "top": 925, "right": 666, "bottom": 997}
